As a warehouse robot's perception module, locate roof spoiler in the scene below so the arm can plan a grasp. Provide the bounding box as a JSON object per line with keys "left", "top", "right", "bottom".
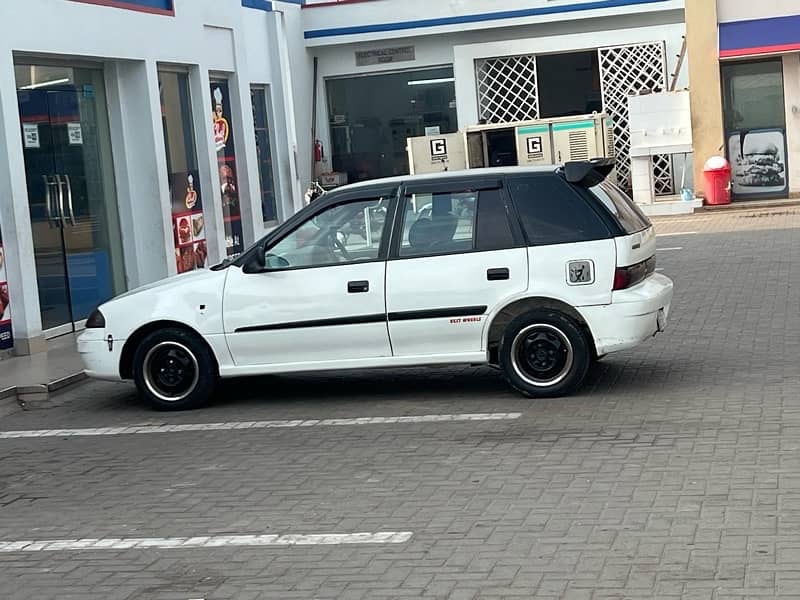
{"left": 562, "top": 158, "right": 616, "bottom": 187}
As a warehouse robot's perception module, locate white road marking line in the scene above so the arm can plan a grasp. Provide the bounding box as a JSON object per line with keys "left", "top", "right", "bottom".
{"left": 0, "top": 412, "right": 522, "bottom": 439}
{"left": 656, "top": 231, "right": 697, "bottom": 237}
{"left": 0, "top": 531, "right": 413, "bottom": 553}
{"left": 657, "top": 247, "right": 683, "bottom": 251}
{"left": 655, "top": 268, "right": 665, "bottom": 272}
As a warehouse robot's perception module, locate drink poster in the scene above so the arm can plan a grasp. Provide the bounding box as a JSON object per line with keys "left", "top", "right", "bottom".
{"left": 210, "top": 81, "right": 244, "bottom": 256}
{"left": 170, "top": 170, "right": 208, "bottom": 274}
{"left": 0, "top": 227, "right": 13, "bottom": 351}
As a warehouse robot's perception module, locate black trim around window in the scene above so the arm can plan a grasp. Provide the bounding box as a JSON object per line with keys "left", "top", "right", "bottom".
{"left": 234, "top": 305, "right": 489, "bottom": 333}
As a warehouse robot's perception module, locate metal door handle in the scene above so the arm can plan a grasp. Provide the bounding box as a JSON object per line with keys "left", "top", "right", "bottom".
{"left": 347, "top": 280, "right": 369, "bottom": 293}
{"left": 42, "top": 175, "right": 59, "bottom": 228}
{"left": 62, "top": 174, "right": 76, "bottom": 226}
{"left": 53, "top": 174, "right": 67, "bottom": 226}
{"left": 487, "top": 268, "right": 510, "bottom": 281}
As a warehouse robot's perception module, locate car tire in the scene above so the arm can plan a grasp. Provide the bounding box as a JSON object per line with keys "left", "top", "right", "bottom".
{"left": 132, "top": 327, "right": 217, "bottom": 411}
{"left": 499, "top": 310, "right": 591, "bottom": 398}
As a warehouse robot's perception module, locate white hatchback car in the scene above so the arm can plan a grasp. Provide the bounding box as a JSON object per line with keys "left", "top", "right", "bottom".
{"left": 79, "top": 160, "right": 673, "bottom": 410}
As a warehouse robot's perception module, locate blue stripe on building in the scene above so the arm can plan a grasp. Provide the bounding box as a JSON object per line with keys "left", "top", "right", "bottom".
{"left": 719, "top": 15, "right": 800, "bottom": 53}
{"left": 304, "top": 0, "right": 670, "bottom": 39}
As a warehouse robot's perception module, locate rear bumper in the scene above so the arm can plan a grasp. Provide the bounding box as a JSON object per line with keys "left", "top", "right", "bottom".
{"left": 578, "top": 273, "right": 673, "bottom": 356}
{"left": 77, "top": 330, "right": 124, "bottom": 381}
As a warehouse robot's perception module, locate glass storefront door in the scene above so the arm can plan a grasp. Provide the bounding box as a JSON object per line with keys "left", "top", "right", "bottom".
{"left": 16, "top": 64, "right": 125, "bottom": 336}
{"left": 722, "top": 59, "right": 789, "bottom": 199}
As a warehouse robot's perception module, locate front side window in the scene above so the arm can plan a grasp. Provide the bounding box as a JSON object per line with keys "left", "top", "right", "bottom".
{"left": 507, "top": 175, "right": 610, "bottom": 246}
{"left": 265, "top": 197, "right": 390, "bottom": 269}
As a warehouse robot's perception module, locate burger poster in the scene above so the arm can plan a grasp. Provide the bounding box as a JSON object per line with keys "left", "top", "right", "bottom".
{"left": 171, "top": 170, "right": 208, "bottom": 274}
{"left": 728, "top": 129, "right": 789, "bottom": 198}
{"left": 0, "top": 229, "right": 13, "bottom": 351}
{"left": 210, "top": 81, "right": 244, "bottom": 257}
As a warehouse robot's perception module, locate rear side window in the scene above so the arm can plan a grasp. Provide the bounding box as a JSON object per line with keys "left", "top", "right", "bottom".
{"left": 507, "top": 175, "right": 611, "bottom": 246}
{"left": 590, "top": 182, "right": 651, "bottom": 234}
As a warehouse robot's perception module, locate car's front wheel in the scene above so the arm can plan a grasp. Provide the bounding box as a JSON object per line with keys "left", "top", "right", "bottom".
{"left": 499, "top": 310, "right": 591, "bottom": 398}
{"left": 132, "top": 327, "right": 217, "bottom": 410}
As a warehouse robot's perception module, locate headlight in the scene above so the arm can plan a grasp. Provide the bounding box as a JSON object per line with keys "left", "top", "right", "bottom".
{"left": 85, "top": 308, "right": 106, "bottom": 328}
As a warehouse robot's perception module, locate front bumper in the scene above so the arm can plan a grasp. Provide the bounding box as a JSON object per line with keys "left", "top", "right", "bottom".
{"left": 578, "top": 273, "right": 674, "bottom": 356}
{"left": 77, "top": 329, "right": 125, "bottom": 381}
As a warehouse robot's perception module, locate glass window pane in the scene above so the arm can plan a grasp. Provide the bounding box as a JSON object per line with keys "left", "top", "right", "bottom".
{"left": 326, "top": 67, "right": 457, "bottom": 184}
{"left": 399, "top": 191, "right": 476, "bottom": 257}
{"left": 266, "top": 197, "right": 390, "bottom": 269}
{"left": 507, "top": 176, "right": 611, "bottom": 246}
{"left": 722, "top": 60, "right": 786, "bottom": 132}
{"left": 159, "top": 70, "right": 207, "bottom": 273}
{"left": 590, "top": 182, "right": 650, "bottom": 234}
{"left": 475, "top": 188, "right": 515, "bottom": 251}
{"left": 251, "top": 87, "right": 279, "bottom": 224}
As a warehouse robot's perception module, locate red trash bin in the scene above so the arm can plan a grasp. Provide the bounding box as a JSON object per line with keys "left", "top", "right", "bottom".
{"left": 703, "top": 156, "right": 732, "bottom": 206}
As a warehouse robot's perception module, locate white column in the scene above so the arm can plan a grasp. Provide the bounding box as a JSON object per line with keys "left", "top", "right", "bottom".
{"left": 631, "top": 155, "right": 655, "bottom": 205}
{"left": 0, "top": 54, "right": 45, "bottom": 355}
{"left": 782, "top": 54, "right": 800, "bottom": 195}
{"left": 105, "top": 60, "right": 174, "bottom": 286}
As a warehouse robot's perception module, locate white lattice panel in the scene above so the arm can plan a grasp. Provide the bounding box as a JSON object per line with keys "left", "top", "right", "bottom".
{"left": 599, "top": 42, "right": 673, "bottom": 194}
{"left": 476, "top": 55, "right": 539, "bottom": 123}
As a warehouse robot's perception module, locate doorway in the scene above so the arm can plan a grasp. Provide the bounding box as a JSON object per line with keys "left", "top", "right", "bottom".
{"left": 16, "top": 63, "right": 125, "bottom": 337}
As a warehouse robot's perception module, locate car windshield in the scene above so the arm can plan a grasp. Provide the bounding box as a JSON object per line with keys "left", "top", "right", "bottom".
{"left": 590, "top": 181, "right": 651, "bottom": 234}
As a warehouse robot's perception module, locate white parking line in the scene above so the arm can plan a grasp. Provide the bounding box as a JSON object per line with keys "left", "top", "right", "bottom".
{"left": 0, "top": 412, "right": 522, "bottom": 440}
{"left": 656, "top": 231, "right": 697, "bottom": 237}
{"left": 657, "top": 247, "right": 683, "bottom": 251}
{"left": 0, "top": 531, "right": 413, "bottom": 553}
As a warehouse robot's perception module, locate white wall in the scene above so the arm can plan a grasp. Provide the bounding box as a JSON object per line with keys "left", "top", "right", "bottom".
{"left": 0, "top": 0, "right": 298, "bottom": 349}
{"left": 717, "top": 0, "right": 800, "bottom": 23}
{"left": 306, "top": 8, "right": 686, "bottom": 190}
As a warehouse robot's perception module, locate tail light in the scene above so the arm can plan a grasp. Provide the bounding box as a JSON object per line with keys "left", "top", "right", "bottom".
{"left": 613, "top": 256, "right": 656, "bottom": 290}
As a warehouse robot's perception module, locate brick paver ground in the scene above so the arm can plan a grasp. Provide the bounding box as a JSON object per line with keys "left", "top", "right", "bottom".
{"left": 0, "top": 207, "right": 799, "bottom": 599}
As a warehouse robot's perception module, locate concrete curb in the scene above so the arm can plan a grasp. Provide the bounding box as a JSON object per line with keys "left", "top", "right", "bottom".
{"left": 0, "top": 371, "right": 88, "bottom": 418}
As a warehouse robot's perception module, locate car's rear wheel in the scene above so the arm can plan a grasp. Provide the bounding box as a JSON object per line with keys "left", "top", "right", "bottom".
{"left": 133, "top": 328, "right": 217, "bottom": 410}
{"left": 499, "top": 310, "right": 591, "bottom": 398}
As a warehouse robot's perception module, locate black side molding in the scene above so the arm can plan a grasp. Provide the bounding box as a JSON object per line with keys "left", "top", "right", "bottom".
{"left": 388, "top": 306, "right": 487, "bottom": 322}
{"left": 236, "top": 314, "right": 385, "bottom": 333}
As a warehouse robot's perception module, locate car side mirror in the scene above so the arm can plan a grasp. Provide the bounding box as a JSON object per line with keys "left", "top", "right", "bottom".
{"left": 242, "top": 246, "right": 267, "bottom": 274}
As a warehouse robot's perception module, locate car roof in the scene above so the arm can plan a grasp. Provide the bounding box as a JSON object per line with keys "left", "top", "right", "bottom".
{"left": 338, "top": 165, "right": 561, "bottom": 193}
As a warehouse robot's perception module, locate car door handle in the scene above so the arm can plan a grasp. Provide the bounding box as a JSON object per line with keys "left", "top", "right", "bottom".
{"left": 348, "top": 280, "right": 369, "bottom": 293}
{"left": 487, "top": 268, "right": 510, "bottom": 281}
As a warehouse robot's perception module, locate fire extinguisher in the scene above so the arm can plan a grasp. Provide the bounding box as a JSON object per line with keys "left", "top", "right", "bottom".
{"left": 314, "top": 139, "right": 324, "bottom": 162}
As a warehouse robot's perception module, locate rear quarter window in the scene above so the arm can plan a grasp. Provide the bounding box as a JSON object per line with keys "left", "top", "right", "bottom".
{"left": 590, "top": 182, "right": 651, "bottom": 234}
{"left": 506, "top": 175, "right": 612, "bottom": 246}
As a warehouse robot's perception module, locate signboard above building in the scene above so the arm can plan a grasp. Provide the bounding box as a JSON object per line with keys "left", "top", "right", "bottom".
{"left": 719, "top": 14, "right": 800, "bottom": 58}
{"left": 355, "top": 46, "right": 415, "bottom": 67}
{"left": 68, "top": 0, "right": 174, "bottom": 16}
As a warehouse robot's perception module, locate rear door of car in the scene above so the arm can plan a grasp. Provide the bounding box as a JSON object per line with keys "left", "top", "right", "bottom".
{"left": 384, "top": 176, "right": 529, "bottom": 357}
{"left": 505, "top": 173, "right": 617, "bottom": 307}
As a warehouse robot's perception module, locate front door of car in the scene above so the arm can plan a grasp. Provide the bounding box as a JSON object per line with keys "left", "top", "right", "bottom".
{"left": 223, "top": 191, "right": 395, "bottom": 368}
{"left": 385, "top": 179, "right": 529, "bottom": 357}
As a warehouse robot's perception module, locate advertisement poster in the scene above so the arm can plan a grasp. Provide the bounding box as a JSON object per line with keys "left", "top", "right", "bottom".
{"left": 170, "top": 170, "right": 208, "bottom": 274}
{"left": 728, "top": 129, "right": 789, "bottom": 198}
{"left": 210, "top": 81, "right": 244, "bottom": 256}
{"left": 0, "top": 229, "right": 13, "bottom": 351}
